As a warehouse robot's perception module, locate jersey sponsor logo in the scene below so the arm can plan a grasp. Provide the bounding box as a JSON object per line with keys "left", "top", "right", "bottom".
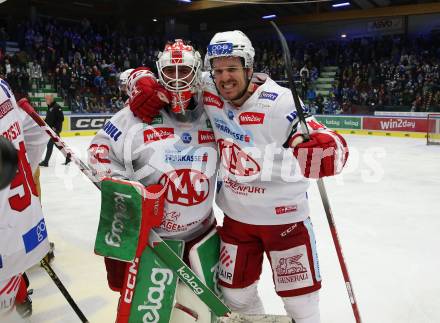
{"left": 181, "top": 132, "right": 192, "bottom": 144}
{"left": 144, "top": 127, "right": 174, "bottom": 143}
{"left": 271, "top": 245, "right": 314, "bottom": 291}
{"left": 158, "top": 169, "right": 210, "bottom": 206}
{"left": 218, "top": 243, "right": 237, "bottom": 285}
{"left": 206, "top": 119, "right": 213, "bottom": 129}
{"left": 275, "top": 205, "right": 298, "bottom": 215}
{"left": 88, "top": 144, "right": 111, "bottom": 164}
{"left": 103, "top": 121, "right": 122, "bottom": 141}
{"left": 71, "top": 116, "right": 112, "bottom": 130}
{"left": 227, "top": 110, "right": 234, "bottom": 120}
{"left": 2, "top": 121, "right": 21, "bottom": 141}
{"left": 203, "top": 92, "right": 224, "bottom": 109}
{"left": 214, "top": 119, "right": 250, "bottom": 142}
{"left": 218, "top": 139, "right": 260, "bottom": 176}
{"left": 259, "top": 91, "right": 278, "bottom": 101}
{"left": 223, "top": 176, "right": 266, "bottom": 196}
{"left": 22, "top": 218, "right": 48, "bottom": 253}
{"left": 238, "top": 112, "right": 265, "bottom": 125}
{"left": 164, "top": 152, "right": 208, "bottom": 163}
{"left": 137, "top": 268, "right": 174, "bottom": 321}
{"left": 0, "top": 99, "right": 13, "bottom": 119}
{"left": 198, "top": 130, "right": 215, "bottom": 144}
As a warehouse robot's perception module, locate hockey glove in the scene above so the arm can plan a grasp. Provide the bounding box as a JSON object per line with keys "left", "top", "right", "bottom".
{"left": 127, "top": 67, "right": 171, "bottom": 123}
{"left": 289, "top": 131, "right": 348, "bottom": 179}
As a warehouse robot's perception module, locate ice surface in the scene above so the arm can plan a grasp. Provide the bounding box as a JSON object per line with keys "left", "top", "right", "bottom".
{"left": 20, "top": 134, "right": 440, "bottom": 323}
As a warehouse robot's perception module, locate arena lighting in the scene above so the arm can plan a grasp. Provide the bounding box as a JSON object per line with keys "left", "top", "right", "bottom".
{"left": 332, "top": 2, "right": 350, "bottom": 8}
{"left": 152, "top": 18, "right": 158, "bottom": 22}
{"left": 262, "top": 14, "right": 277, "bottom": 20}
{"left": 341, "top": 34, "right": 347, "bottom": 38}
{"left": 177, "top": 0, "right": 192, "bottom": 3}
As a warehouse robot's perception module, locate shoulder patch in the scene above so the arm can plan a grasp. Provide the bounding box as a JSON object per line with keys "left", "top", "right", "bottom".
{"left": 258, "top": 91, "right": 278, "bottom": 101}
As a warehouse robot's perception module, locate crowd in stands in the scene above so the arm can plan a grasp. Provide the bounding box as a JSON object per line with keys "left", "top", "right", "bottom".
{"left": 0, "top": 17, "right": 439, "bottom": 114}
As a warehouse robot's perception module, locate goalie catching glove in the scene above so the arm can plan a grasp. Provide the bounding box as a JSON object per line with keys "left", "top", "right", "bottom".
{"left": 127, "top": 67, "right": 171, "bottom": 123}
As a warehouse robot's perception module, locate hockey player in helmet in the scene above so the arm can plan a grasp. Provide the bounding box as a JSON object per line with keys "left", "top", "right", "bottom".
{"left": 117, "top": 68, "right": 133, "bottom": 101}
{"left": 88, "top": 40, "right": 219, "bottom": 322}
{"left": 202, "top": 30, "right": 349, "bottom": 323}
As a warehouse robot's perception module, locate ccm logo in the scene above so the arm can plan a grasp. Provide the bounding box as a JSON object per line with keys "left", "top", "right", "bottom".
{"left": 239, "top": 112, "right": 265, "bottom": 125}
{"left": 72, "top": 117, "right": 111, "bottom": 130}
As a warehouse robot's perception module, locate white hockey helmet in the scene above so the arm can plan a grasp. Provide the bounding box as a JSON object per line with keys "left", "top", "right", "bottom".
{"left": 156, "top": 39, "right": 202, "bottom": 93}
{"left": 205, "top": 30, "right": 255, "bottom": 70}
{"left": 118, "top": 68, "right": 134, "bottom": 92}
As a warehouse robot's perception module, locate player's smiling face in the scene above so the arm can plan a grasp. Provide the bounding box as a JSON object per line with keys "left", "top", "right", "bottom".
{"left": 211, "top": 56, "right": 252, "bottom": 101}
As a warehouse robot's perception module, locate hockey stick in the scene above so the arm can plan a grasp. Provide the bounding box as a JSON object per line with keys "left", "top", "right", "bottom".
{"left": 270, "top": 21, "right": 362, "bottom": 323}
{"left": 40, "top": 258, "right": 89, "bottom": 323}
{"left": 17, "top": 98, "right": 231, "bottom": 319}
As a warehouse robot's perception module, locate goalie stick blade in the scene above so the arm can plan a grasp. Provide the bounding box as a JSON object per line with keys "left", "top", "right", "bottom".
{"left": 216, "top": 312, "right": 293, "bottom": 323}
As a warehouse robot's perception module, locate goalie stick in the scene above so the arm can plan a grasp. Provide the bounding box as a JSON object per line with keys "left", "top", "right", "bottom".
{"left": 40, "top": 259, "right": 89, "bottom": 323}
{"left": 270, "top": 21, "right": 362, "bottom": 323}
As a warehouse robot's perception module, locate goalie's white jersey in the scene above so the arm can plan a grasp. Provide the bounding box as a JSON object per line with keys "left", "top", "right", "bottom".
{"left": 88, "top": 104, "right": 218, "bottom": 240}
{"left": 0, "top": 79, "right": 49, "bottom": 281}
{"left": 202, "top": 73, "right": 347, "bottom": 225}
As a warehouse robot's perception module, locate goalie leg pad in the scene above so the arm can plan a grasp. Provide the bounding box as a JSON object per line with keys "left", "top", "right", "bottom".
{"left": 282, "top": 290, "right": 320, "bottom": 323}
{"left": 170, "top": 282, "right": 211, "bottom": 323}
{"left": 221, "top": 281, "right": 265, "bottom": 315}
{"left": 188, "top": 228, "right": 221, "bottom": 296}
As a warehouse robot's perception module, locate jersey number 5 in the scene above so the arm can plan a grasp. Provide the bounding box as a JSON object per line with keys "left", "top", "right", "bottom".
{"left": 9, "top": 141, "right": 38, "bottom": 211}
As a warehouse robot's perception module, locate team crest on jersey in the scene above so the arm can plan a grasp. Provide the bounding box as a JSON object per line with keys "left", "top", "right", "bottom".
{"left": 203, "top": 92, "right": 223, "bottom": 109}
{"left": 238, "top": 112, "right": 265, "bottom": 125}
{"left": 158, "top": 169, "right": 210, "bottom": 206}
{"left": 270, "top": 245, "right": 313, "bottom": 292}
{"left": 144, "top": 127, "right": 175, "bottom": 143}
{"left": 0, "top": 99, "right": 13, "bottom": 119}
{"left": 206, "top": 119, "right": 213, "bottom": 129}
{"left": 218, "top": 139, "right": 260, "bottom": 176}
{"left": 258, "top": 91, "right": 278, "bottom": 101}
{"left": 198, "top": 130, "right": 215, "bottom": 144}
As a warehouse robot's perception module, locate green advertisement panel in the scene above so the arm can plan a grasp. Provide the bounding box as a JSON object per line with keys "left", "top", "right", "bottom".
{"left": 315, "top": 115, "right": 362, "bottom": 130}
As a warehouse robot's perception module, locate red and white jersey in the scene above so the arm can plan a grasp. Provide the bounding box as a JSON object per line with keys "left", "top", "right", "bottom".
{"left": 88, "top": 105, "right": 218, "bottom": 240}
{"left": 0, "top": 79, "right": 50, "bottom": 281}
{"left": 202, "top": 73, "right": 347, "bottom": 225}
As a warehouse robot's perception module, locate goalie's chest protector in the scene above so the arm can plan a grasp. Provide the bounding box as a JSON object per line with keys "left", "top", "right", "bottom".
{"left": 127, "top": 109, "right": 218, "bottom": 238}
{"left": 202, "top": 77, "right": 310, "bottom": 226}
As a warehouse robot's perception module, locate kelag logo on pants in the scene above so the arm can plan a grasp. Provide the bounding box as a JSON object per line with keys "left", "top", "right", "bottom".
{"left": 70, "top": 116, "right": 113, "bottom": 130}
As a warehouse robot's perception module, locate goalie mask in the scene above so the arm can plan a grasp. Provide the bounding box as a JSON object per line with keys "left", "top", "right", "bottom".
{"left": 157, "top": 39, "right": 202, "bottom": 114}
